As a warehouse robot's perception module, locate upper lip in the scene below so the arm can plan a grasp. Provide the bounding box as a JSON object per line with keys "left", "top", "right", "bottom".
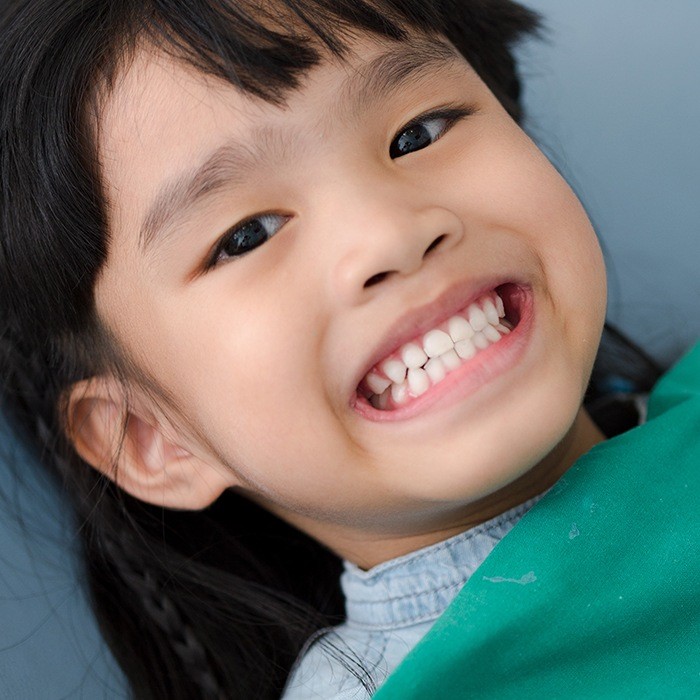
{"left": 349, "top": 275, "right": 523, "bottom": 401}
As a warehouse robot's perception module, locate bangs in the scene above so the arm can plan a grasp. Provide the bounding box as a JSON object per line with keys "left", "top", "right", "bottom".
{"left": 107, "top": 0, "right": 445, "bottom": 103}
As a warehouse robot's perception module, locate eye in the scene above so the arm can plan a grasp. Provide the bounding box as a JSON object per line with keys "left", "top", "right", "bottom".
{"left": 207, "top": 213, "right": 288, "bottom": 268}
{"left": 389, "top": 106, "right": 474, "bottom": 159}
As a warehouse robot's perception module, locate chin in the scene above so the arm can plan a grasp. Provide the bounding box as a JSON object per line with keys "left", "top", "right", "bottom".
{"left": 408, "top": 362, "right": 587, "bottom": 504}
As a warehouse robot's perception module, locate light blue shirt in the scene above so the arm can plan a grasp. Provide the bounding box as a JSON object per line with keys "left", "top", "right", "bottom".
{"left": 281, "top": 494, "right": 544, "bottom": 699}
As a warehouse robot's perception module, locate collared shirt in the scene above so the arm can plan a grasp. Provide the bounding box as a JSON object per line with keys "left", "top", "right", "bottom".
{"left": 281, "top": 493, "right": 545, "bottom": 699}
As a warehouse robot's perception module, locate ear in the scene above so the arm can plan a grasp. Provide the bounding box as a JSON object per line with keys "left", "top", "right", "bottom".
{"left": 64, "top": 376, "right": 234, "bottom": 509}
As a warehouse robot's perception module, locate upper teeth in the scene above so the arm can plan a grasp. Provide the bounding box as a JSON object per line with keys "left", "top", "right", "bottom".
{"left": 362, "top": 290, "right": 511, "bottom": 410}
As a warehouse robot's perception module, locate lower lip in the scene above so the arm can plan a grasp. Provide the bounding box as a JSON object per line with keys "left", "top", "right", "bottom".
{"left": 351, "top": 286, "right": 535, "bottom": 422}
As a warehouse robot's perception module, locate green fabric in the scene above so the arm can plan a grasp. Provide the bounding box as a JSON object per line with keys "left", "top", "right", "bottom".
{"left": 374, "top": 340, "right": 700, "bottom": 699}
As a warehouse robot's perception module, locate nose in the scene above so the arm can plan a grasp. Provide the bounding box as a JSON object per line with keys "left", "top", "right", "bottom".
{"left": 321, "top": 179, "right": 464, "bottom": 306}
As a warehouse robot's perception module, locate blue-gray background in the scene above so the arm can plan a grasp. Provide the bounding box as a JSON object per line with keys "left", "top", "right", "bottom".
{"left": 1, "top": 2, "right": 698, "bottom": 697}
{"left": 519, "top": 0, "right": 700, "bottom": 366}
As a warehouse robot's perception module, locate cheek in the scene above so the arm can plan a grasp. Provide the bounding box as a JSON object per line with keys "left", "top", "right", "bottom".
{"left": 519, "top": 160, "right": 608, "bottom": 371}
{"left": 99, "top": 234, "right": 361, "bottom": 505}
{"left": 440, "top": 122, "right": 607, "bottom": 407}
{"left": 127, "top": 281, "right": 349, "bottom": 492}
{"left": 464, "top": 123, "right": 606, "bottom": 343}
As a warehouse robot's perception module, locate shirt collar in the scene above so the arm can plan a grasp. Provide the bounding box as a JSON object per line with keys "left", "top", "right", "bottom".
{"left": 340, "top": 494, "right": 544, "bottom": 630}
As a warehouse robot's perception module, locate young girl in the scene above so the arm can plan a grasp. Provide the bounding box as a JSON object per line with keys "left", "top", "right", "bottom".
{"left": 0, "top": 1, "right": 697, "bottom": 699}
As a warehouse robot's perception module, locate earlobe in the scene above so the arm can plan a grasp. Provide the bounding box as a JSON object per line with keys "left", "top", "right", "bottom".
{"left": 65, "top": 376, "right": 233, "bottom": 510}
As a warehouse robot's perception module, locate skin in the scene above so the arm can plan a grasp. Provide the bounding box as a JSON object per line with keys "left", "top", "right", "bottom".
{"left": 78, "top": 31, "right": 608, "bottom": 571}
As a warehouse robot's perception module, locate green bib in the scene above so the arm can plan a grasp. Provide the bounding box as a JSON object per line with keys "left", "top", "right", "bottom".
{"left": 374, "top": 341, "right": 700, "bottom": 699}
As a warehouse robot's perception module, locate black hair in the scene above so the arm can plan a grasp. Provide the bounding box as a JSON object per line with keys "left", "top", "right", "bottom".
{"left": 0, "top": 1, "right": 661, "bottom": 698}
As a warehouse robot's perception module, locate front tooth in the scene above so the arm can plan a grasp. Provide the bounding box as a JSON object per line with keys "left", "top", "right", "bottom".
{"left": 448, "top": 315, "right": 474, "bottom": 343}
{"left": 366, "top": 371, "right": 392, "bottom": 395}
{"left": 483, "top": 298, "right": 500, "bottom": 326}
{"left": 423, "top": 329, "right": 454, "bottom": 358}
{"left": 400, "top": 342, "right": 428, "bottom": 369}
{"left": 454, "top": 338, "right": 476, "bottom": 360}
{"left": 381, "top": 358, "right": 407, "bottom": 384}
{"left": 473, "top": 332, "right": 490, "bottom": 350}
{"left": 391, "top": 380, "right": 409, "bottom": 405}
{"left": 495, "top": 294, "right": 505, "bottom": 318}
{"left": 483, "top": 324, "right": 501, "bottom": 343}
{"left": 467, "top": 304, "right": 488, "bottom": 331}
{"left": 407, "top": 368, "right": 430, "bottom": 397}
{"left": 440, "top": 349, "right": 462, "bottom": 371}
{"left": 424, "top": 357, "right": 447, "bottom": 383}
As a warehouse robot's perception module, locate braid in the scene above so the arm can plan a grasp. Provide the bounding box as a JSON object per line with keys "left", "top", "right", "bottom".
{"left": 1, "top": 338, "right": 66, "bottom": 481}
{"left": 0, "top": 345, "right": 224, "bottom": 699}
{"left": 0, "top": 348, "right": 224, "bottom": 700}
{"left": 102, "top": 532, "right": 225, "bottom": 700}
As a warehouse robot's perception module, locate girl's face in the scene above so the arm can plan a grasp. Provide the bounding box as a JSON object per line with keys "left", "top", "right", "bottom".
{"left": 93, "top": 32, "right": 607, "bottom": 567}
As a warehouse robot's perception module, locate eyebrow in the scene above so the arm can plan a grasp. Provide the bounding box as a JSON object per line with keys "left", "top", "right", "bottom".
{"left": 138, "top": 38, "right": 461, "bottom": 254}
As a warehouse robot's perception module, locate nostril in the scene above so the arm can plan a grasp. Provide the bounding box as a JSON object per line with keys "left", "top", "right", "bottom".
{"left": 364, "top": 271, "right": 389, "bottom": 288}
{"left": 364, "top": 234, "right": 447, "bottom": 288}
{"left": 423, "top": 234, "right": 446, "bottom": 257}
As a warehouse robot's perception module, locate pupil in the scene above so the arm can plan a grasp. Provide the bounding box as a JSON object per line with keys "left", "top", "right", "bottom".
{"left": 233, "top": 220, "right": 266, "bottom": 252}
{"left": 394, "top": 124, "right": 430, "bottom": 156}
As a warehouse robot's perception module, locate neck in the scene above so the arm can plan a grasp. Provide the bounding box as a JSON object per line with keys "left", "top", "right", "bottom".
{"left": 261, "top": 406, "right": 607, "bottom": 571}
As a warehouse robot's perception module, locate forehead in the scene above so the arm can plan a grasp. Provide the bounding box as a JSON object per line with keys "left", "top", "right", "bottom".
{"left": 97, "top": 33, "right": 466, "bottom": 251}
{"left": 99, "top": 32, "right": 463, "bottom": 150}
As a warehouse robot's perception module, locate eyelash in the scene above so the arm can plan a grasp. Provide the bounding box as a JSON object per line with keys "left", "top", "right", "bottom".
{"left": 207, "top": 212, "right": 290, "bottom": 269}
{"left": 388, "top": 105, "right": 474, "bottom": 159}
{"left": 205, "top": 104, "right": 474, "bottom": 269}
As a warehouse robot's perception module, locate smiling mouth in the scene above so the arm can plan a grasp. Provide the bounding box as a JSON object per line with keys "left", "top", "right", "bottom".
{"left": 356, "top": 283, "right": 525, "bottom": 412}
